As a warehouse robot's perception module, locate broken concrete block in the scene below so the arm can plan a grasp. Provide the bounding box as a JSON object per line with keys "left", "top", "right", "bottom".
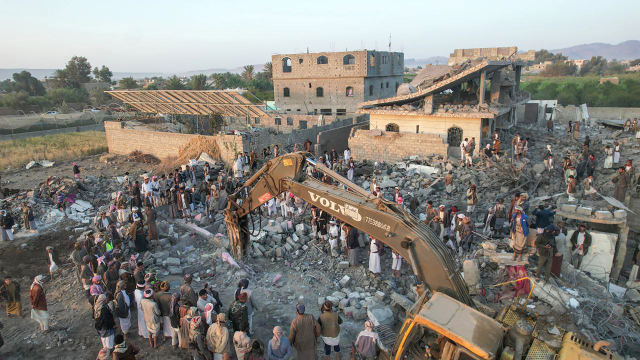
{"left": 275, "top": 247, "right": 284, "bottom": 258}
{"left": 339, "top": 298, "right": 350, "bottom": 310}
{"left": 166, "top": 257, "right": 181, "bottom": 266}
{"left": 481, "top": 242, "right": 497, "bottom": 251}
{"left": 354, "top": 308, "right": 368, "bottom": 320}
{"left": 338, "top": 261, "right": 350, "bottom": 269}
{"left": 463, "top": 260, "right": 480, "bottom": 287}
{"left": 576, "top": 207, "right": 592, "bottom": 216}
{"left": 391, "top": 292, "right": 414, "bottom": 311}
{"left": 614, "top": 210, "right": 627, "bottom": 219}
{"left": 343, "top": 306, "right": 357, "bottom": 318}
{"left": 375, "top": 291, "right": 385, "bottom": 301}
{"left": 332, "top": 292, "right": 346, "bottom": 299}
{"left": 152, "top": 251, "right": 169, "bottom": 260}
{"left": 317, "top": 297, "right": 326, "bottom": 306}
{"left": 533, "top": 163, "right": 546, "bottom": 174}
{"left": 562, "top": 204, "right": 577, "bottom": 212}
{"left": 367, "top": 305, "right": 394, "bottom": 327}
{"left": 339, "top": 275, "right": 351, "bottom": 287}
{"left": 349, "top": 292, "right": 361, "bottom": 300}
{"left": 594, "top": 211, "right": 613, "bottom": 219}
{"left": 168, "top": 266, "right": 182, "bottom": 275}
{"left": 326, "top": 296, "right": 340, "bottom": 306}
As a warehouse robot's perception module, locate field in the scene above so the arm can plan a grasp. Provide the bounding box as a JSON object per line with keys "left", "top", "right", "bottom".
{"left": 0, "top": 131, "right": 107, "bottom": 170}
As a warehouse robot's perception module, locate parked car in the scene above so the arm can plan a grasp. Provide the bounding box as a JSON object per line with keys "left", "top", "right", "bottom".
{"left": 44, "top": 111, "right": 59, "bottom": 115}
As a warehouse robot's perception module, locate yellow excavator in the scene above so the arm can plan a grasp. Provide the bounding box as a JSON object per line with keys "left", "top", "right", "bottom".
{"left": 224, "top": 152, "right": 622, "bottom": 360}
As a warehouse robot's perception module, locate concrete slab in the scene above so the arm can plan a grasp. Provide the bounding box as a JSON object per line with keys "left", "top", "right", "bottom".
{"left": 566, "top": 230, "right": 617, "bottom": 281}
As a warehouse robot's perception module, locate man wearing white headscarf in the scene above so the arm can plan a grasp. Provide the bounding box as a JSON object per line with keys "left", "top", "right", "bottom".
{"left": 29, "top": 275, "right": 49, "bottom": 332}
{"left": 354, "top": 320, "right": 388, "bottom": 360}
{"left": 134, "top": 281, "right": 149, "bottom": 340}
{"left": 114, "top": 280, "right": 131, "bottom": 337}
{"left": 267, "top": 325, "right": 291, "bottom": 360}
{"left": 141, "top": 288, "right": 161, "bottom": 348}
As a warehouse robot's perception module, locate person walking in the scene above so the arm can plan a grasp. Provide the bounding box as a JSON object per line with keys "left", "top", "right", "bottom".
{"left": 318, "top": 301, "right": 342, "bottom": 360}
{"left": 510, "top": 206, "right": 529, "bottom": 261}
{"left": 267, "top": 326, "right": 291, "bottom": 360}
{"left": 29, "top": 275, "right": 49, "bottom": 333}
{"left": 289, "top": 304, "right": 321, "bottom": 360}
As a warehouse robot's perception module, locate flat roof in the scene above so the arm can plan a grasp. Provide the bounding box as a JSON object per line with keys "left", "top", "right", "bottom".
{"left": 358, "top": 60, "right": 512, "bottom": 109}
{"left": 415, "top": 293, "right": 503, "bottom": 359}
{"left": 107, "top": 90, "right": 268, "bottom": 118}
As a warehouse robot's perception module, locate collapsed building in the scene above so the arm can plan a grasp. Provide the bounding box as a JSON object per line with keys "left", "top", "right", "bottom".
{"left": 351, "top": 56, "right": 529, "bottom": 163}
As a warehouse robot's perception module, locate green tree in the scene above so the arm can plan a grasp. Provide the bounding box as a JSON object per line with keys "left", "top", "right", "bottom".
{"left": 52, "top": 69, "right": 73, "bottom": 89}
{"left": 263, "top": 62, "right": 273, "bottom": 81}
{"left": 631, "top": 59, "right": 640, "bottom": 67}
{"left": 0, "top": 91, "right": 30, "bottom": 109}
{"left": 190, "top": 74, "right": 208, "bottom": 90}
{"left": 580, "top": 56, "right": 607, "bottom": 76}
{"left": 119, "top": 77, "right": 138, "bottom": 89}
{"left": 534, "top": 49, "right": 568, "bottom": 63}
{"left": 540, "top": 62, "right": 577, "bottom": 77}
{"left": 57, "top": 56, "right": 93, "bottom": 88}
{"left": 144, "top": 83, "right": 159, "bottom": 90}
{"left": 93, "top": 65, "right": 113, "bottom": 83}
{"left": 90, "top": 87, "right": 108, "bottom": 106}
{"left": 0, "top": 79, "right": 13, "bottom": 93}
{"left": 242, "top": 65, "right": 255, "bottom": 82}
{"left": 165, "top": 75, "right": 185, "bottom": 90}
{"left": 208, "top": 111, "right": 226, "bottom": 133}
{"left": 210, "top": 74, "right": 227, "bottom": 90}
{"left": 45, "top": 88, "right": 89, "bottom": 106}
{"left": 12, "top": 71, "right": 46, "bottom": 96}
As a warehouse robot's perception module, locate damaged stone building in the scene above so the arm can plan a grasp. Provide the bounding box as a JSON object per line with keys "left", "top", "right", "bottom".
{"left": 350, "top": 54, "right": 529, "bottom": 163}
{"left": 271, "top": 50, "right": 404, "bottom": 117}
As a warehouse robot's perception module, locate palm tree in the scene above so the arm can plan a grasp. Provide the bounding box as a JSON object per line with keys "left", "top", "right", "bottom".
{"left": 190, "top": 74, "right": 208, "bottom": 90}
{"left": 263, "top": 62, "right": 273, "bottom": 81}
{"left": 52, "top": 69, "right": 72, "bottom": 88}
{"left": 242, "top": 65, "right": 255, "bottom": 82}
{"left": 165, "top": 75, "right": 185, "bottom": 90}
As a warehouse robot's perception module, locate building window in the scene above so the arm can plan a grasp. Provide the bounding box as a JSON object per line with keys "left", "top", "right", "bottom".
{"left": 380, "top": 83, "right": 383, "bottom": 89}
{"left": 282, "top": 57, "right": 292, "bottom": 73}
{"left": 385, "top": 123, "right": 399, "bottom": 132}
{"left": 299, "top": 120, "right": 307, "bottom": 129}
{"left": 287, "top": 117, "right": 293, "bottom": 126}
{"left": 298, "top": 58, "right": 303, "bottom": 64}
{"left": 316, "top": 87, "right": 324, "bottom": 97}
{"left": 343, "top": 54, "right": 355, "bottom": 65}
{"left": 386, "top": 82, "right": 389, "bottom": 88}
{"left": 395, "top": 82, "right": 399, "bottom": 91}
{"left": 370, "top": 54, "right": 375, "bottom": 67}
{"left": 369, "top": 85, "right": 374, "bottom": 96}
{"left": 416, "top": 125, "right": 420, "bottom": 133}
{"left": 321, "top": 109, "right": 332, "bottom": 115}
{"left": 397, "top": 55, "right": 402, "bottom": 67}
{"left": 283, "top": 87, "right": 290, "bottom": 97}
{"left": 274, "top": 117, "right": 281, "bottom": 125}
{"left": 317, "top": 56, "right": 328, "bottom": 64}
{"left": 382, "top": 55, "right": 388, "bottom": 65}
{"left": 346, "top": 86, "right": 353, "bottom": 97}
{"left": 308, "top": 82, "right": 312, "bottom": 88}
{"left": 337, "top": 109, "right": 346, "bottom": 116}
{"left": 254, "top": 117, "right": 260, "bottom": 124}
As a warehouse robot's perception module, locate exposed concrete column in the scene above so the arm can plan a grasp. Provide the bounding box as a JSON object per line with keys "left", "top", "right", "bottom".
{"left": 479, "top": 71, "right": 486, "bottom": 105}
{"left": 611, "top": 224, "right": 629, "bottom": 281}
{"left": 490, "top": 70, "right": 503, "bottom": 103}
{"left": 515, "top": 66, "right": 522, "bottom": 93}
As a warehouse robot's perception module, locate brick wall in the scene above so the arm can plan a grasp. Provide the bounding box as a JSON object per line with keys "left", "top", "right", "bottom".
{"left": 104, "top": 121, "right": 244, "bottom": 165}
{"left": 260, "top": 114, "right": 338, "bottom": 132}
{"left": 315, "top": 121, "right": 369, "bottom": 156}
{"left": 349, "top": 129, "right": 448, "bottom": 163}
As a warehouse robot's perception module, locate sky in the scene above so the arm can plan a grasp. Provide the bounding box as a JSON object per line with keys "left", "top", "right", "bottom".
{"left": 1, "top": 0, "right": 638, "bottom": 73}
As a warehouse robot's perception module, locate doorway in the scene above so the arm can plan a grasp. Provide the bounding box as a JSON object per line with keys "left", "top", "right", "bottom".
{"left": 447, "top": 126, "right": 463, "bottom": 146}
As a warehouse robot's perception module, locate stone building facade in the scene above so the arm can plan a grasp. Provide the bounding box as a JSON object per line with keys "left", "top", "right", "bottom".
{"left": 448, "top": 47, "right": 535, "bottom": 65}
{"left": 272, "top": 50, "right": 404, "bottom": 116}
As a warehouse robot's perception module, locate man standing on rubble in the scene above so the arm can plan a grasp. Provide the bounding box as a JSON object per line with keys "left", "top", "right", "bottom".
{"left": 180, "top": 274, "right": 198, "bottom": 307}
{"left": 535, "top": 225, "right": 557, "bottom": 282}
{"left": 444, "top": 171, "right": 454, "bottom": 199}
{"left": 346, "top": 224, "right": 360, "bottom": 267}
{"left": 612, "top": 166, "right": 630, "bottom": 203}
{"left": 289, "top": 304, "right": 321, "bottom": 360}
{"left": 570, "top": 224, "right": 592, "bottom": 269}
{"left": 0, "top": 210, "right": 15, "bottom": 241}
{"left": 466, "top": 185, "right": 477, "bottom": 220}
{"left": 510, "top": 206, "right": 529, "bottom": 261}
{"left": 511, "top": 133, "right": 520, "bottom": 162}
{"left": 532, "top": 205, "right": 555, "bottom": 234}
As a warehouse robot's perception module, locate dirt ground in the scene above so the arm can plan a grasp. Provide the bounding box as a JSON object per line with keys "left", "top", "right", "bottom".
{"left": 0, "top": 153, "right": 393, "bottom": 360}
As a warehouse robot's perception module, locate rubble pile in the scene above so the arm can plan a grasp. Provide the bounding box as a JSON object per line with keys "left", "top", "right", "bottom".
{"left": 127, "top": 150, "right": 160, "bottom": 164}
{"left": 177, "top": 135, "right": 222, "bottom": 164}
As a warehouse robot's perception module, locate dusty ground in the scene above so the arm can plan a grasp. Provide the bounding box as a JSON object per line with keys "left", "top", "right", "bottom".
{"left": 0, "top": 153, "right": 404, "bottom": 360}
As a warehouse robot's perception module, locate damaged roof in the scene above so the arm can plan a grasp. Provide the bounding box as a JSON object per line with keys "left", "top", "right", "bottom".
{"left": 359, "top": 60, "right": 514, "bottom": 110}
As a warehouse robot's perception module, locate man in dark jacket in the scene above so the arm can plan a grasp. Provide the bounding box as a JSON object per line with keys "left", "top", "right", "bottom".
{"left": 228, "top": 293, "right": 249, "bottom": 332}
{"left": 532, "top": 205, "right": 556, "bottom": 233}
{"left": 569, "top": 223, "right": 592, "bottom": 269}
{"left": 346, "top": 225, "right": 360, "bottom": 267}
{"left": 535, "top": 225, "right": 557, "bottom": 281}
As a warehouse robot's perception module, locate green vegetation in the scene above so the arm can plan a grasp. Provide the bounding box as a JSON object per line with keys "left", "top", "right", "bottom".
{"left": 0, "top": 131, "right": 107, "bottom": 169}
{"left": 522, "top": 73, "right": 640, "bottom": 107}
{"left": 0, "top": 71, "right": 46, "bottom": 96}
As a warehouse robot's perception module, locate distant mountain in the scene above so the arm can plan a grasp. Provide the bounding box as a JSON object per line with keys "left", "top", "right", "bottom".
{"left": 404, "top": 57, "right": 448, "bottom": 68}
{"left": 551, "top": 40, "right": 640, "bottom": 60}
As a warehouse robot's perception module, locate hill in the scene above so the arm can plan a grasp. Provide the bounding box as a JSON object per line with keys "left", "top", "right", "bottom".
{"left": 404, "top": 56, "right": 448, "bottom": 68}
{"left": 551, "top": 40, "right": 640, "bottom": 60}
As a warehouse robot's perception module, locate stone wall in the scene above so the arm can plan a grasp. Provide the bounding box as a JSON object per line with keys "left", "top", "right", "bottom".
{"left": 315, "top": 121, "right": 369, "bottom": 156}
{"left": 520, "top": 105, "right": 640, "bottom": 124}
{"left": 369, "top": 113, "right": 483, "bottom": 154}
{"left": 349, "top": 129, "right": 448, "bottom": 163}
{"left": 243, "top": 117, "right": 367, "bottom": 155}
{"left": 104, "top": 121, "right": 244, "bottom": 165}
{"left": 260, "top": 114, "right": 339, "bottom": 132}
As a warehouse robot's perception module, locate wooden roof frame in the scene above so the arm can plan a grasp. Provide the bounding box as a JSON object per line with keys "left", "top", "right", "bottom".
{"left": 106, "top": 90, "right": 268, "bottom": 118}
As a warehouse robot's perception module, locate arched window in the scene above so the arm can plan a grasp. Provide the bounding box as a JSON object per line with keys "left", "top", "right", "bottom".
{"left": 317, "top": 56, "right": 328, "bottom": 64}
{"left": 282, "top": 57, "right": 292, "bottom": 73}
{"left": 447, "top": 126, "right": 463, "bottom": 147}
{"left": 395, "top": 82, "right": 399, "bottom": 91}
{"left": 380, "top": 83, "right": 383, "bottom": 89}
{"left": 386, "top": 82, "right": 389, "bottom": 88}
{"left": 283, "top": 87, "right": 290, "bottom": 97}
{"left": 346, "top": 86, "right": 353, "bottom": 97}
{"left": 316, "top": 87, "right": 324, "bottom": 97}
{"left": 369, "top": 85, "right": 374, "bottom": 96}
{"left": 343, "top": 54, "right": 355, "bottom": 65}
{"left": 370, "top": 54, "right": 375, "bottom": 67}
{"left": 385, "top": 123, "right": 399, "bottom": 132}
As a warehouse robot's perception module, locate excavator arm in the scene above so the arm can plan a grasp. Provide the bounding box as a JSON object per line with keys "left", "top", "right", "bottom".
{"left": 224, "top": 152, "right": 474, "bottom": 308}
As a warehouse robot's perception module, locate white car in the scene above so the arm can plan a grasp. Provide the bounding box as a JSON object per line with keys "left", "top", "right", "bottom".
{"left": 44, "top": 111, "right": 59, "bottom": 115}
{"left": 83, "top": 108, "right": 100, "bottom": 112}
